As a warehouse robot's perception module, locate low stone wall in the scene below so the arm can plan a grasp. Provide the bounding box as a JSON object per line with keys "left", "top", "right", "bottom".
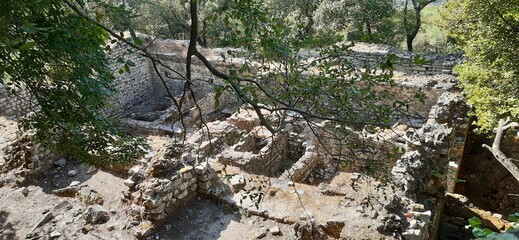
{"left": 347, "top": 50, "right": 460, "bottom": 75}
{"left": 218, "top": 128, "right": 290, "bottom": 177}
{"left": 122, "top": 154, "right": 218, "bottom": 238}
{"left": 280, "top": 140, "right": 321, "bottom": 182}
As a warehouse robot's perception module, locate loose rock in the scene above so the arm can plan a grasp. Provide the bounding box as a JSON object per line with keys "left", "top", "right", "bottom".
{"left": 269, "top": 226, "right": 281, "bottom": 236}
{"left": 84, "top": 204, "right": 110, "bottom": 224}
{"left": 67, "top": 169, "right": 79, "bottom": 177}
{"left": 54, "top": 158, "right": 66, "bottom": 168}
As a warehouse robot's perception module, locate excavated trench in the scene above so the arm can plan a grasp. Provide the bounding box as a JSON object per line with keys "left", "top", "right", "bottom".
{"left": 438, "top": 130, "right": 519, "bottom": 240}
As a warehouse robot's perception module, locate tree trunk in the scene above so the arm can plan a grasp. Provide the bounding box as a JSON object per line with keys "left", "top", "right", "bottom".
{"left": 406, "top": 6, "right": 421, "bottom": 52}
{"left": 404, "top": 0, "right": 436, "bottom": 52}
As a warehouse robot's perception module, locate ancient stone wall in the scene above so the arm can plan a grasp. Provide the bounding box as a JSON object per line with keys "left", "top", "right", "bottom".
{"left": 347, "top": 50, "right": 460, "bottom": 75}
{"left": 0, "top": 85, "right": 36, "bottom": 119}
{"left": 104, "top": 43, "right": 156, "bottom": 118}
{"left": 385, "top": 91, "right": 471, "bottom": 240}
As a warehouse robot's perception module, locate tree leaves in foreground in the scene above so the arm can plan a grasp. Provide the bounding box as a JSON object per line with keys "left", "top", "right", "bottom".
{"left": 442, "top": 0, "right": 519, "bottom": 131}
{"left": 0, "top": 0, "right": 147, "bottom": 166}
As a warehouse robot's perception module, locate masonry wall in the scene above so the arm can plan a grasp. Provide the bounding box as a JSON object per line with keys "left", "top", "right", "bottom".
{"left": 104, "top": 43, "right": 156, "bottom": 118}
{"left": 0, "top": 84, "right": 36, "bottom": 119}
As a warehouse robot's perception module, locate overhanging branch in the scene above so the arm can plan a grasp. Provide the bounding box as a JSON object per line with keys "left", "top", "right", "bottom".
{"left": 483, "top": 117, "right": 519, "bottom": 182}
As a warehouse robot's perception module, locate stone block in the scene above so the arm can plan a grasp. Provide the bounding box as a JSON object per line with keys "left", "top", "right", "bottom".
{"left": 179, "top": 166, "right": 193, "bottom": 174}
{"left": 176, "top": 190, "right": 188, "bottom": 200}
{"left": 182, "top": 172, "right": 193, "bottom": 180}
{"left": 179, "top": 181, "right": 190, "bottom": 191}
{"left": 143, "top": 198, "right": 161, "bottom": 210}
{"left": 150, "top": 203, "right": 165, "bottom": 214}
{"left": 198, "top": 181, "right": 212, "bottom": 190}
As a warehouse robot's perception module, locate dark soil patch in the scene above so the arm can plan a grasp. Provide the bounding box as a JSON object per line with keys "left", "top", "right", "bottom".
{"left": 454, "top": 132, "right": 519, "bottom": 216}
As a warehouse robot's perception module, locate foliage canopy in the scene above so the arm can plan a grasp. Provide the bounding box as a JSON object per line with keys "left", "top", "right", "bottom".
{"left": 442, "top": 0, "right": 519, "bottom": 131}
{"left": 0, "top": 0, "right": 147, "bottom": 166}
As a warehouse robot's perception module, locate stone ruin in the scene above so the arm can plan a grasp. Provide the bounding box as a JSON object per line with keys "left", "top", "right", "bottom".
{"left": 0, "top": 35, "right": 475, "bottom": 239}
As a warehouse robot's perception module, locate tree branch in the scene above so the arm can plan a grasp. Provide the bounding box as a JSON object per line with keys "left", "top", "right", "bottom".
{"left": 483, "top": 118, "right": 519, "bottom": 182}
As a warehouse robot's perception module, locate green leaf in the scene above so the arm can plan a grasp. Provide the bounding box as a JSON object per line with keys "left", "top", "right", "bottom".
{"left": 509, "top": 214, "right": 517, "bottom": 222}
{"left": 20, "top": 41, "right": 35, "bottom": 51}
{"left": 21, "top": 25, "right": 36, "bottom": 34}
{"left": 469, "top": 217, "right": 482, "bottom": 228}
{"left": 129, "top": 29, "right": 143, "bottom": 46}
{"left": 483, "top": 228, "right": 494, "bottom": 236}
{"left": 123, "top": 64, "right": 131, "bottom": 73}
{"left": 472, "top": 228, "right": 485, "bottom": 238}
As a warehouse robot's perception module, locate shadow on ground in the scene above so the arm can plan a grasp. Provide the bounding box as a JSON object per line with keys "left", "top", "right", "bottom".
{"left": 153, "top": 198, "right": 241, "bottom": 240}
{"left": 0, "top": 211, "right": 16, "bottom": 240}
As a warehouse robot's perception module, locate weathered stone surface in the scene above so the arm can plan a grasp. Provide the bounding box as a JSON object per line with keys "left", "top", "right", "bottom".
{"left": 84, "top": 204, "right": 110, "bottom": 224}
{"left": 124, "top": 179, "right": 136, "bottom": 188}
{"left": 143, "top": 198, "right": 162, "bottom": 210}
{"left": 54, "top": 158, "right": 66, "bottom": 168}
{"left": 179, "top": 166, "right": 193, "bottom": 174}
{"left": 49, "top": 231, "right": 61, "bottom": 238}
{"left": 229, "top": 174, "right": 246, "bottom": 192}
{"left": 21, "top": 187, "right": 29, "bottom": 197}
{"left": 78, "top": 186, "right": 104, "bottom": 205}
{"left": 269, "top": 226, "right": 281, "bottom": 236}
{"left": 67, "top": 169, "right": 79, "bottom": 177}
{"left": 52, "top": 186, "right": 78, "bottom": 197}
{"left": 133, "top": 221, "right": 153, "bottom": 238}
{"left": 319, "top": 220, "right": 345, "bottom": 239}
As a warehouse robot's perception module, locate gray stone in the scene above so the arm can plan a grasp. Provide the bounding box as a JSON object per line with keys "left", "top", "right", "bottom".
{"left": 143, "top": 198, "right": 162, "bottom": 209}
{"left": 54, "top": 158, "right": 66, "bottom": 168}
{"left": 320, "top": 220, "right": 345, "bottom": 239}
{"left": 81, "top": 224, "right": 94, "bottom": 234}
{"left": 413, "top": 210, "right": 432, "bottom": 222}
{"left": 255, "top": 230, "right": 267, "bottom": 239}
{"left": 52, "top": 186, "right": 78, "bottom": 197}
{"left": 229, "top": 174, "right": 246, "bottom": 192}
{"left": 133, "top": 221, "right": 153, "bottom": 238}
{"left": 409, "top": 203, "right": 425, "bottom": 212}
{"left": 69, "top": 181, "right": 80, "bottom": 187}
{"left": 177, "top": 190, "right": 188, "bottom": 200}
{"left": 78, "top": 187, "right": 104, "bottom": 205}
{"left": 163, "top": 193, "right": 173, "bottom": 202}
{"left": 402, "top": 229, "right": 421, "bottom": 240}
{"left": 195, "top": 164, "right": 207, "bottom": 175}
{"left": 179, "top": 181, "right": 190, "bottom": 191}
{"left": 86, "top": 166, "right": 97, "bottom": 174}
{"left": 269, "top": 226, "right": 281, "bottom": 236}
{"left": 21, "top": 187, "right": 29, "bottom": 197}
{"left": 198, "top": 181, "right": 212, "bottom": 190}
{"left": 124, "top": 179, "right": 136, "bottom": 188}
{"left": 67, "top": 169, "right": 79, "bottom": 177}
{"left": 182, "top": 172, "right": 193, "bottom": 180}
{"left": 128, "top": 165, "right": 143, "bottom": 176}
{"left": 49, "top": 231, "right": 61, "bottom": 238}
{"left": 84, "top": 204, "right": 110, "bottom": 224}
{"left": 151, "top": 203, "right": 166, "bottom": 214}
{"left": 163, "top": 181, "right": 174, "bottom": 191}
{"left": 29, "top": 212, "right": 53, "bottom": 233}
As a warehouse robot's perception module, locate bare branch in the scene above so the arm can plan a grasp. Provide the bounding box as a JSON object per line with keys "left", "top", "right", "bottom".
{"left": 484, "top": 118, "right": 519, "bottom": 182}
